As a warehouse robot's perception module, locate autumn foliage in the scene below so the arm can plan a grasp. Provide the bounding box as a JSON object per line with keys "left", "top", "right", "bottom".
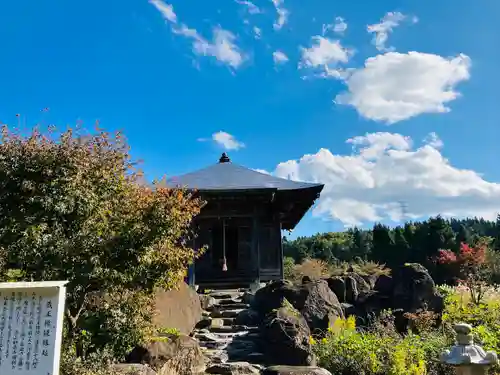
{"left": 437, "top": 239, "right": 490, "bottom": 304}
{"left": 0, "top": 124, "right": 203, "bottom": 360}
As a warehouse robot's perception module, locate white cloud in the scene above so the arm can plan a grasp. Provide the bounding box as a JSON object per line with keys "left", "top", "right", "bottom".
{"left": 333, "top": 17, "right": 348, "bottom": 34}
{"left": 272, "top": 0, "right": 289, "bottom": 30}
{"left": 150, "top": 0, "right": 245, "bottom": 69}
{"left": 271, "top": 132, "right": 500, "bottom": 226}
{"left": 323, "top": 17, "right": 348, "bottom": 36}
{"left": 253, "top": 26, "right": 262, "bottom": 39}
{"left": 335, "top": 52, "right": 471, "bottom": 124}
{"left": 149, "top": 0, "right": 177, "bottom": 23}
{"left": 236, "top": 0, "right": 261, "bottom": 15}
{"left": 273, "top": 50, "right": 289, "bottom": 65}
{"left": 367, "top": 11, "right": 417, "bottom": 52}
{"left": 424, "top": 132, "right": 443, "bottom": 149}
{"left": 300, "top": 36, "right": 353, "bottom": 78}
{"left": 190, "top": 27, "right": 245, "bottom": 69}
{"left": 212, "top": 131, "right": 245, "bottom": 150}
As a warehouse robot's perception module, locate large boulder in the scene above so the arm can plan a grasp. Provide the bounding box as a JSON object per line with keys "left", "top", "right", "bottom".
{"left": 391, "top": 263, "right": 443, "bottom": 313}
{"left": 252, "top": 280, "right": 343, "bottom": 335}
{"left": 346, "top": 273, "right": 371, "bottom": 295}
{"left": 234, "top": 308, "right": 261, "bottom": 327}
{"left": 344, "top": 276, "right": 359, "bottom": 304}
{"left": 325, "top": 277, "right": 345, "bottom": 303}
{"left": 300, "top": 280, "right": 344, "bottom": 335}
{"left": 362, "top": 274, "right": 379, "bottom": 289}
{"left": 154, "top": 282, "right": 203, "bottom": 335}
{"left": 261, "top": 305, "right": 315, "bottom": 366}
{"left": 374, "top": 274, "right": 393, "bottom": 296}
{"left": 251, "top": 280, "right": 299, "bottom": 315}
{"left": 127, "top": 334, "right": 206, "bottom": 375}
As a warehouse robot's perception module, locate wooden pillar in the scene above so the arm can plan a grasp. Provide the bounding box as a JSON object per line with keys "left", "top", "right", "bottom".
{"left": 222, "top": 218, "right": 227, "bottom": 271}
{"left": 252, "top": 213, "right": 260, "bottom": 284}
{"left": 279, "top": 220, "right": 284, "bottom": 280}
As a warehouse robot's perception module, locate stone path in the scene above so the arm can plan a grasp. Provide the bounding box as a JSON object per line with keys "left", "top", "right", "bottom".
{"left": 193, "top": 289, "right": 265, "bottom": 374}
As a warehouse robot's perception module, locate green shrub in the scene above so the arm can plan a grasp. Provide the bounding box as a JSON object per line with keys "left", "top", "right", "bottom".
{"left": 0, "top": 125, "right": 204, "bottom": 362}
{"left": 283, "top": 256, "right": 296, "bottom": 280}
{"left": 289, "top": 258, "right": 332, "bottom": 282}
{"left": 313, "top": 316, "right": 452, "bottom": 375}
{"left": 442, "top": 285, "right": 500, "bottom": 353}
{"left": 157, "top": 327, "right": 181, "bottom": 336}
{"left": 329, "top": 259, "right": 390, "bottom": 278}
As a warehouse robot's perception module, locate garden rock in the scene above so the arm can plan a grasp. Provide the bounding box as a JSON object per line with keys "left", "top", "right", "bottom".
{"left": 205, "top": 362, "right": 261, "bottom": 374}
{"left": 344, "top": 275, "right": 359, "bottom": 304}
{"left": 234, "top": 308, "right": 260, "bottom": 326}
{"left": 325, "top": 277, "right": 345, "bottom": 303}
{"left": 154, "top": 282, "right": 203, "bottom": 335}
{"left": 374, "top": 274, "right": 393, "bottom": 295}
{"left": 251, "top": 280, "right": 298, "bottom": 315}
{"left": 362, "top": 274, "right": 379, "bottom": 289}
{"left": 391, "top": 263, "right": 443, "bottom": 313}
{"left": 252, "top": 280, "right": 343, "bottom": 334}
{"left": 200, "top": 294, "right": 216, "bottom": 310}
{"left": 261, "top": 305, "right": 315, "bottom": 366}
{"left": 127, "top": 334, "right": 206, "bottom": 375}
{"left": 299, "top": 280, "right": 344, "bottom": 334}
{"left": 111, "top": 364, "right": 157, "bottom": 375}
{"left": 347, "top": 273, "right": 371, "bottom": 295}
{"left": 262, "top": 366, "right": 333, "bottom": 375}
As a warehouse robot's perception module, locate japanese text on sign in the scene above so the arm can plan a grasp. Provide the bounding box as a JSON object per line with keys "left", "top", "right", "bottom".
{"left": 0, "top": 281, "right": 67, "bottom": 375}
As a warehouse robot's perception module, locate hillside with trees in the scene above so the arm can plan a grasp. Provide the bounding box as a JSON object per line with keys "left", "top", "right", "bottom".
{"left": 283, "top": 216, "right": 500, "bottom": 284}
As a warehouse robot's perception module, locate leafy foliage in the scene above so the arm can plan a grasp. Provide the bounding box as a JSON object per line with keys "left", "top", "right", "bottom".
{"left": 314, "top": 286, "right": 500, "bottom": 375}
{"left": 284, "top": 216, "right": 500, "bottom": 284}
{"left": 313, "top": 316, "right": 449, "bottom": 375}
{"left": 284, "top": 256, "right": 389, "bottom": 283}
{"left": 0, "top": 124, "right": 203, "bottom": 360}
{"left": 437, "top": 238, "right": 492, "bottom": 304}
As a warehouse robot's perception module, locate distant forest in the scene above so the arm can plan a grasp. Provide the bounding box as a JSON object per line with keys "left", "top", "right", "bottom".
{"left": 283, "top": 216, "right": 500, "bottom": 284}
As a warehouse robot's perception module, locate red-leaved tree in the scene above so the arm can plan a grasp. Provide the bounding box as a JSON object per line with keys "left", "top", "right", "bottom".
{"left": 437, "top": 238, "right": 490, "bottom": 304}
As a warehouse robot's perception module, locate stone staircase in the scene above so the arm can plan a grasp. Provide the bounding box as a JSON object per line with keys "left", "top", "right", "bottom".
{"left": 193, "top": 289, "right": 266, "bottom": 374}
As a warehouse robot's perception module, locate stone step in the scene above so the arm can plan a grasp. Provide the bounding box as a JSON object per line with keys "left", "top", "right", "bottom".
{"left": 228, "top": 349, "right": 266, "bottom": 363}
{"left": 195, "top": 332, "right": 232, "bottom": 343}
{"left": 222, "top": 317, "right": 235, "bottom": 326}
{"left": 208, "top": 302, "right": 249, "bottom": 311}
{"left": 205, "top": 362, "right": 261, "bottom": 375}
{"left": 200, "top": 341, "right": 229, "bottom": 350}
{"left": 210, "top": 309, "right": 245, "bottom": 318}
{"left": 246, "top": 352, "right": 266, "bottom": 363}
{"left": 209, "top": 326, "right": 249, "bottom": 334}
{"left": 218, "top": 298, "right": 245, "bottom": 305}
{"left": 202, "top": 349, "right": 229, "bottom": 364}
{"left": 207, "top": 291, "right": 245, "bottom": 299}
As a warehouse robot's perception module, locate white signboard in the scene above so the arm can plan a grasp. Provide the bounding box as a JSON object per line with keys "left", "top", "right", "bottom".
{"left": 0, "top": 281, "right": 67, "bottom": 375}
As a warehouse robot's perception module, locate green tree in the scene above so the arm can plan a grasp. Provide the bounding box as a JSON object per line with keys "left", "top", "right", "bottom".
{"left": 456, "top": 224, "right": 473, "bottom": 248}
{"left": 392, "top": 226, "right": 411, "bottom": 267}
{"left": 370, "top": 223, "right": 395, "bottom": 265}
{"left": 0, "top": 125, "right": 203, "bottom": 358}
{"left": 425, "top": 216, "right": 456, "bottom": 263}
{"left": 349, "top": 227, "right": 372, "bottom": 260}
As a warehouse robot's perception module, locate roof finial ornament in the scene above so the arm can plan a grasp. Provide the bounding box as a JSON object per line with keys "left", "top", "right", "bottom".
{"left": 219, "top": 153, "right": 231, "bottom": 163}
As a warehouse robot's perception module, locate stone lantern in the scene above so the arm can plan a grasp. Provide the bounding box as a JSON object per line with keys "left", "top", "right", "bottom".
{"left": 441, "top": 323, "right": 498, "bottom": 375}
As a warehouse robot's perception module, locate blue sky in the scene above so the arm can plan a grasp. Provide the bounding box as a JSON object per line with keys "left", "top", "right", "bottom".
{"left": 1, "top": 0, "right": 500, "bottom": 238}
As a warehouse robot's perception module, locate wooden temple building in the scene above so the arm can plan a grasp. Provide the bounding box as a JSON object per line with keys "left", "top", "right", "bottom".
{"left": 169, "top": 153, "right": 324, "bottom": 288}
